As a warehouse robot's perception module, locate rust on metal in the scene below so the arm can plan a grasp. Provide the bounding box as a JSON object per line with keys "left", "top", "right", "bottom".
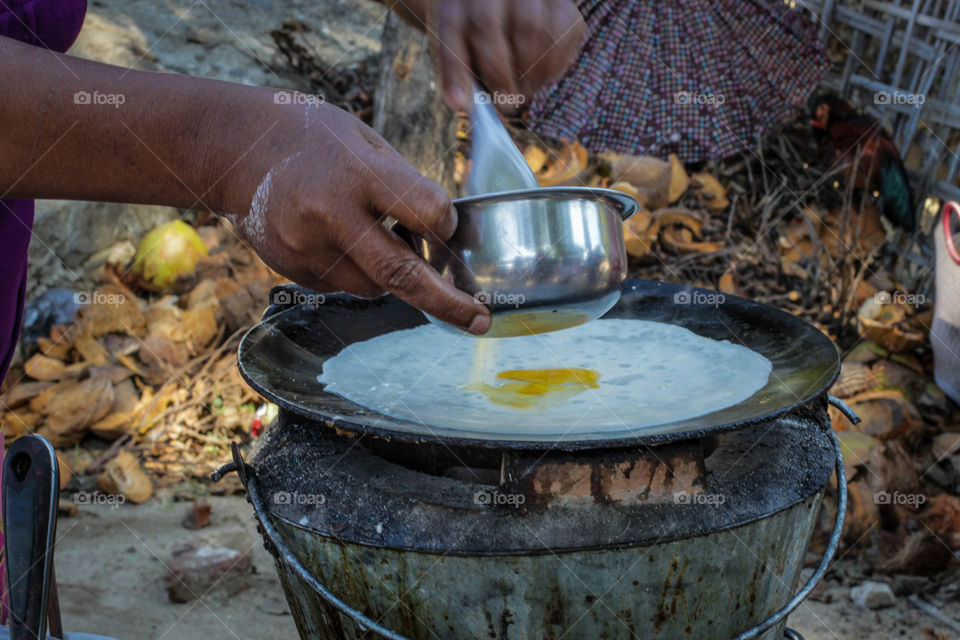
{"left": 503, "top": 440, "right": 706, "bottom": 507}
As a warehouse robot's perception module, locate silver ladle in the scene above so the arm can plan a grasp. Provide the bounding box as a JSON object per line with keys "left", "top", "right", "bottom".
{"left": 465, "top": 85, "right": 538, "bottom": 195}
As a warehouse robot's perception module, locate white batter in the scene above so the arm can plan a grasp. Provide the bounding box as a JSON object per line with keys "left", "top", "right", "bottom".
{"left": 317, "top": 319, "right": 773, "bottom": 434}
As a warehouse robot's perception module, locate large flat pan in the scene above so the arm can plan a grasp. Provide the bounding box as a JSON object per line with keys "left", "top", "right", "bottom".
{"left": 238, "top": 280, "right": 839, "bottom": 450}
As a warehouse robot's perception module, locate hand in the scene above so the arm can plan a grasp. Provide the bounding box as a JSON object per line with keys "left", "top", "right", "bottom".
{"left": 222, "top": 99, "right": 492, "bottom": 335}
{"left": 389, "top": 0, "right": 585, "bottom": 112}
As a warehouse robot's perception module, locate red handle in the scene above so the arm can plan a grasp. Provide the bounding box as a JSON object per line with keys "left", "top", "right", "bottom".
{"left": 943, "top": 201, "right": 960, "bottom": 264}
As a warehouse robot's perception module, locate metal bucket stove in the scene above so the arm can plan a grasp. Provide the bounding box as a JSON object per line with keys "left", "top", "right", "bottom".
{"left": 215, "top": 279, "right": 853, "bottom": 640}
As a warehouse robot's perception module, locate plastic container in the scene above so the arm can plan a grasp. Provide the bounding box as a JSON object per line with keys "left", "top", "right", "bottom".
{"left": 932, "top": 202, "right": 960, "bottom": 403}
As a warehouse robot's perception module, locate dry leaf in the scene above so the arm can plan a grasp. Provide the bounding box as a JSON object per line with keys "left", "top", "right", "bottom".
{"left": 610, "top": 156, "right": 671, "bottom": 209}
{"left": 623, "top": 209, "right": 659, "bottom": 261}
{"left": 1, "top": 411, "right": 38, "bottom": 439}
{"left": 920, "top": 495, "right": 960, "bottom": 549}
{"left": 836, "top": 431, "right": 882, "bottom": 479}
{"left": 537, "top": 141, "right": 588, "bottom": 187}
{"left": 523, "top": 144, "right": 548, "bottom": 174}
{"left": 842, "top": 389, "right": 922, "bottom": 441}
{"left": 37, "top": 337, "right": 71, "bottom": 361}
{"left": 611, "top": 181, "right": 640, "bottom": 201}
{"left": 655, "top": 208, "right": 704, "bottom": 237}
{"left": 857, "top": 297, "right": 926, "bottom": 352}
{"left": 822, "top": 205, "right": 886, "bottom": 257}
{"left": 42, "top": 375, "right": 114, "bottom": 447}
{"left": 660, "top": 226, "right": 723, "bottom": 255}
{"left": 90, "top": 412, "right": 132, "bottom": 441}
{"left": 98, "top": 450, "right": 153, "bottom": 504}
{"left": 718, "top": 273, "right": 738, "bottom": 296}
{"left": 24, "top": 354, "right": 66, "bottom": 381}
{"left": 28, "top": 379, "right": 76, "bottom": 414}
{"left": 0, "top": 381, "right": 53, "bottom": 409}
{"left": 73, "top": 331, "right": 111, "bottom": 366}
{"left": 692, "top": 172, "right": 729, "bottom": 210}
{"left": 138, "top": 335, "right": 189, "bottom": 371}
{"left": 76, "top": 284, "right": 146, "bottom": 338}
{"left": 667, "top": 154, "right": 690, "bottom": 203}
{"left": 111, "top": 378, "right": 139, "bottom": 415}
{"left": 182, "top": 305, "right": 219, "bottom": 350}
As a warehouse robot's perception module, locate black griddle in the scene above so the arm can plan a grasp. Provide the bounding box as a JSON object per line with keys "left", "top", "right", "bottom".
{"left": 238, "top": 279, "right": 840, "bottom": 450}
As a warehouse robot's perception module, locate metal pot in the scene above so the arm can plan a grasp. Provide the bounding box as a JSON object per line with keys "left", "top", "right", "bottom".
{"left": 411, "top": 186, "right": 637, "bottom": 338}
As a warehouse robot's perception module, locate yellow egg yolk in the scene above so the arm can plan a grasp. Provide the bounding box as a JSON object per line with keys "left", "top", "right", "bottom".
{"left": 465, "top": 368, "right": 600, "bottom": 408}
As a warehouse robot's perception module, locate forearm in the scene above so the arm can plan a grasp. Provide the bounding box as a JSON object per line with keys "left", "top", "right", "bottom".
{"left": 0, "top": 36, "right": 298, "bottom": 214}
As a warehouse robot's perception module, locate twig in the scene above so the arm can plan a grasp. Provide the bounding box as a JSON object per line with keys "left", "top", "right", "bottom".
{"left": 908, "top": 595, "right": 960, "bottom": 633}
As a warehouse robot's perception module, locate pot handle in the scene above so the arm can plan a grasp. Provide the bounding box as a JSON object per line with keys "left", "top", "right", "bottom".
{"left": 728, "top": 395, "right": 855, "bottom": 640}
{"left": 943, "top": 201, "right": 960, "bottom": 265}
{"left": 215, "top": 396, "right": 856, "bottom": 640}
{"left": 212, "top": 444, "right": 412, "bottom": 640}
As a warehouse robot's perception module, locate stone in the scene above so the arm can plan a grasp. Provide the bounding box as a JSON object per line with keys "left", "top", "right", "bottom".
{"left": 851, "top": 581, "right": 896, "bottom": 609}
{"left": 166, "top": 544, "right": 253, "bottom": 603}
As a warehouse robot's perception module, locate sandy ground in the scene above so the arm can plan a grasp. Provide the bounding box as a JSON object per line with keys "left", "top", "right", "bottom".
{"left": 56, "top": 494, "right": 298, "bottom": 639}
{"left": 53, "top": 495, "right": 958, "bottom": 640}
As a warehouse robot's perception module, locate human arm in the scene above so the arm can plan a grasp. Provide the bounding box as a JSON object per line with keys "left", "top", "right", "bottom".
{"left": 0, "top": 36, "right": 491, "bottom": 333}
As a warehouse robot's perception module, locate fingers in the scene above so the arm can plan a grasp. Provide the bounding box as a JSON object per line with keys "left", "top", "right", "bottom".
{"left": 312, "top": 257, "right": 384, "bottom": 299}
{"left": 465, "top": 2, "right": 517, "bottom": 103}
{"left": 346, "top": 222, "right": 491, "bottom": 334}
{"left": 508, "top": 0, "right": 544, "bottom": 100}
{"left": 276, "top": 252, "right": 384, "bottom": 299}
{"left": 434, "top": 1, "right": 472, "bottom": 112}
{"left": 365, "top": 153, "right": 458, "bottom": 242}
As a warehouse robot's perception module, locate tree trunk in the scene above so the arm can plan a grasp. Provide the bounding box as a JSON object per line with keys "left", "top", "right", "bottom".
{"left": 373, "top": 13, "right": 459, "bottom": 195}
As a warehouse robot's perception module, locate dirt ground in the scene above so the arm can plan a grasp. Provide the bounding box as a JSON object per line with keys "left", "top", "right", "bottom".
{"left": 56, "top": 494, "right": 298, "bottom": 639}
{"left": 54, "top": 494, "right": 958, "bottom": 640}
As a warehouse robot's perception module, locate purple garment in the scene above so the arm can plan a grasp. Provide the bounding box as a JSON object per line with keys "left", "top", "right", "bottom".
{"left": 0, "top": 0, "right": 87, "bottom": 382}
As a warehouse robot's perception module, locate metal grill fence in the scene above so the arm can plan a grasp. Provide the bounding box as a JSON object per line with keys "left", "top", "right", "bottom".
{"left": 797, "top": 0, "right": 960, "bottom": 203}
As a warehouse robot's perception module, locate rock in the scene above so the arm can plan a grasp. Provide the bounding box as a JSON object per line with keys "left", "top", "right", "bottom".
{"left": 166, "top": 544, "right": 253, "bottom": 603}
{"left": 851, "top": 581, "right": 896, "bottom": 609}
{"left": 182, "top": 500, "right": 212, "bottom": 530}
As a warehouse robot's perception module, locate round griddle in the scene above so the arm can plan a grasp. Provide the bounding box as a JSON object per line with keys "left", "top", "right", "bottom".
{"left": 238, "top": 280, "right": 840, "bottom": 450}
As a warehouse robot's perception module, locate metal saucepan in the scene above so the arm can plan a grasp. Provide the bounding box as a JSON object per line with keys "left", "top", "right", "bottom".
{"left": 408, "top": 186, "right": 637, "bottom": 338}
